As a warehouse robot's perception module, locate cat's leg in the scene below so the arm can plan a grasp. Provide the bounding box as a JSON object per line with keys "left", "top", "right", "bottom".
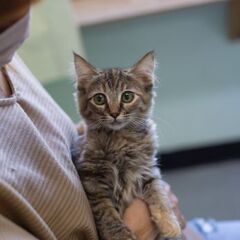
{"left": 91, "top": 197, "right": 137, "bottom": 240}
{"left": 83, "top": 182, "right": 137, "bottom": 240}
{"left": 142, "top": 177, "right": 182, "bottom": 239}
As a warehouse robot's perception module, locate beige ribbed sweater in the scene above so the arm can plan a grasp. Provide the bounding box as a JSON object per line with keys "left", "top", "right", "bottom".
{"left": 0, "top": 56, "right": 98, "bottom": 240}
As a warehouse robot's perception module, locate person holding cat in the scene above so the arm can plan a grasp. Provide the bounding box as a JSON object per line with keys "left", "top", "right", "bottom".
{"left": 0, "top": 0, "right": 239, "bottom": 240}
{"left": 0, "top": 1, "right": 185, "bottom": 239}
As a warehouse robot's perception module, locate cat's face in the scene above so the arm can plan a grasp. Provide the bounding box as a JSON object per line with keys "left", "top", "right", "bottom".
{"left": 74, "top": 52, "right": 156, "bottom": 130}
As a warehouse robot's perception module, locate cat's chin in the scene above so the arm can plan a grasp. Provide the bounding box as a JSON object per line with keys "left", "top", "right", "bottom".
{"left": 106, "top": 122, "right": 127, "bottom": 131}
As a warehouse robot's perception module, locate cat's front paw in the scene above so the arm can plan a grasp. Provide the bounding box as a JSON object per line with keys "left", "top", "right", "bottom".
{"left": 160, "top": 215, "right": 182, "bottom": 238}
{"left": 151, "top": 211, "right": 182, "bottom": 238}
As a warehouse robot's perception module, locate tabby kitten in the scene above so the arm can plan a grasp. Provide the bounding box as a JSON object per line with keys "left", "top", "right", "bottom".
{"left": 73, "top": 52, "right": 181, "bottom": 240}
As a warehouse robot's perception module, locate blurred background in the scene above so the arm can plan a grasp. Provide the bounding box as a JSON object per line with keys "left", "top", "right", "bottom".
{"left": 19, "top": 0, "right": 240, "bottom": 221}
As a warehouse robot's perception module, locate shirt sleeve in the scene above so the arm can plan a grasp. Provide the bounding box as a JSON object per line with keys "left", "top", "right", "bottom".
{"left": 0, "top": 214, "right": 39, "bottom": 240}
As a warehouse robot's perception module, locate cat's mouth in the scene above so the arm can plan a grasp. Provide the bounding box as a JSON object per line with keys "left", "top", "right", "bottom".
{"left": 112, "top": 120, "right": 120, "bottom": 125}
{"left": 108, "top": 119, "right": 126, "bottom": 130}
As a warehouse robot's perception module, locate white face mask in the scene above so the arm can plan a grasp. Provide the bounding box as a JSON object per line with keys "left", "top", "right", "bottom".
{"left": 0, "top": 12, "right": 30, "bottom": 68}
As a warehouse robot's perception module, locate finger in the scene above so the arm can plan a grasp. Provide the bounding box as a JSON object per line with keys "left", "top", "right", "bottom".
{"left": 162, "top": 182, "right": 187, "bottom": 229}
{"left": 163, "top": 181, "right": 170, "bottom": 192}
{"left": 165, "top": 186, "right": 186, "bottom": 229}
{"left": 170, "top": 192, "right": 178, "bottom": 206}
{"left": 173, "top": 205, "right": 186, "bottom": 229}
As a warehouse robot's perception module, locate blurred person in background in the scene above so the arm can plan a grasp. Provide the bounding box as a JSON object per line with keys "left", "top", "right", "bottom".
{"left": 0, "top": 0, "right": 239, "bottom": 240}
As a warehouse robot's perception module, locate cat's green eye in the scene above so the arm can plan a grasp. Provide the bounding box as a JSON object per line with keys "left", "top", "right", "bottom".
{"left": 121, "top": 91, "right": 135, "bottom": 103}
{"left": 93, "top": 93, "right": 106, "bottom": 105}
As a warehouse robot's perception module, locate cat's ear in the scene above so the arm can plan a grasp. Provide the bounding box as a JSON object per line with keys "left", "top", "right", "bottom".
{"left": 129, "top": 51, "right": 156, "bottom": 84}
{"left": 73, "top": 52, "right": 97, "bottom": 83}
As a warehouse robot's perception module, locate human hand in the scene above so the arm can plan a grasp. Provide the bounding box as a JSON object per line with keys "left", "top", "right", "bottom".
{"left": 123, "top": 199, "right": 158, "bottom": 240}
{"left": 123, "top": 182, "right": 186, "bottom": 240}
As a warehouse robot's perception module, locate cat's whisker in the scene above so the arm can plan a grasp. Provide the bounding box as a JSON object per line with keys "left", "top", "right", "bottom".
{"left": 128, "top": 119, "right": 145, "bottom": 129}
{"left": 87, "top": 119, "right": 104, "bottom": 130}
{"left": 153, "top": 116, "right": 174, "bottom": 131}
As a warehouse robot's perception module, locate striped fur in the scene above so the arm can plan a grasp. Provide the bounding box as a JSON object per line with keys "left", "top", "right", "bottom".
{"left": 74, "top": 52, "right": 182, "bottom": 240}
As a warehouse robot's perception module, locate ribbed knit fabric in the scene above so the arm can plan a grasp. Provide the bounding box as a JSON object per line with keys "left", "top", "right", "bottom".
{"left": 0, "top": 55, "right": 98, "bottom": 240}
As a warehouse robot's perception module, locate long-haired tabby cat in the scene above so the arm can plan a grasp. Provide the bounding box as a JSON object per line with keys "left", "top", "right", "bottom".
{"left": 73, "top": 51, "right": 182, "bottom": 240}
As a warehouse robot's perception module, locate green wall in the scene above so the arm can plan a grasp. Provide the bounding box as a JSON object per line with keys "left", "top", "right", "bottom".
{"left": 19, "top": 0, "right": 85, "bottom": 84}
{"left": 44, "top": 78, "right": 79, "bottom": 122}
{"left": 77, "top": 2, "right": 240, "bottom": 152}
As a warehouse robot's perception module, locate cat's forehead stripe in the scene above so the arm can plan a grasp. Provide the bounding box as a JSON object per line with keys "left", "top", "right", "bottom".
{"left": 99, "top": 68, "right": 124, "bottom": 91}
{"left": 107, "top": 69, "right": 114, "bottom": 89}
{"left": 90, "top": 68, "right": 145, "bottom": 95}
